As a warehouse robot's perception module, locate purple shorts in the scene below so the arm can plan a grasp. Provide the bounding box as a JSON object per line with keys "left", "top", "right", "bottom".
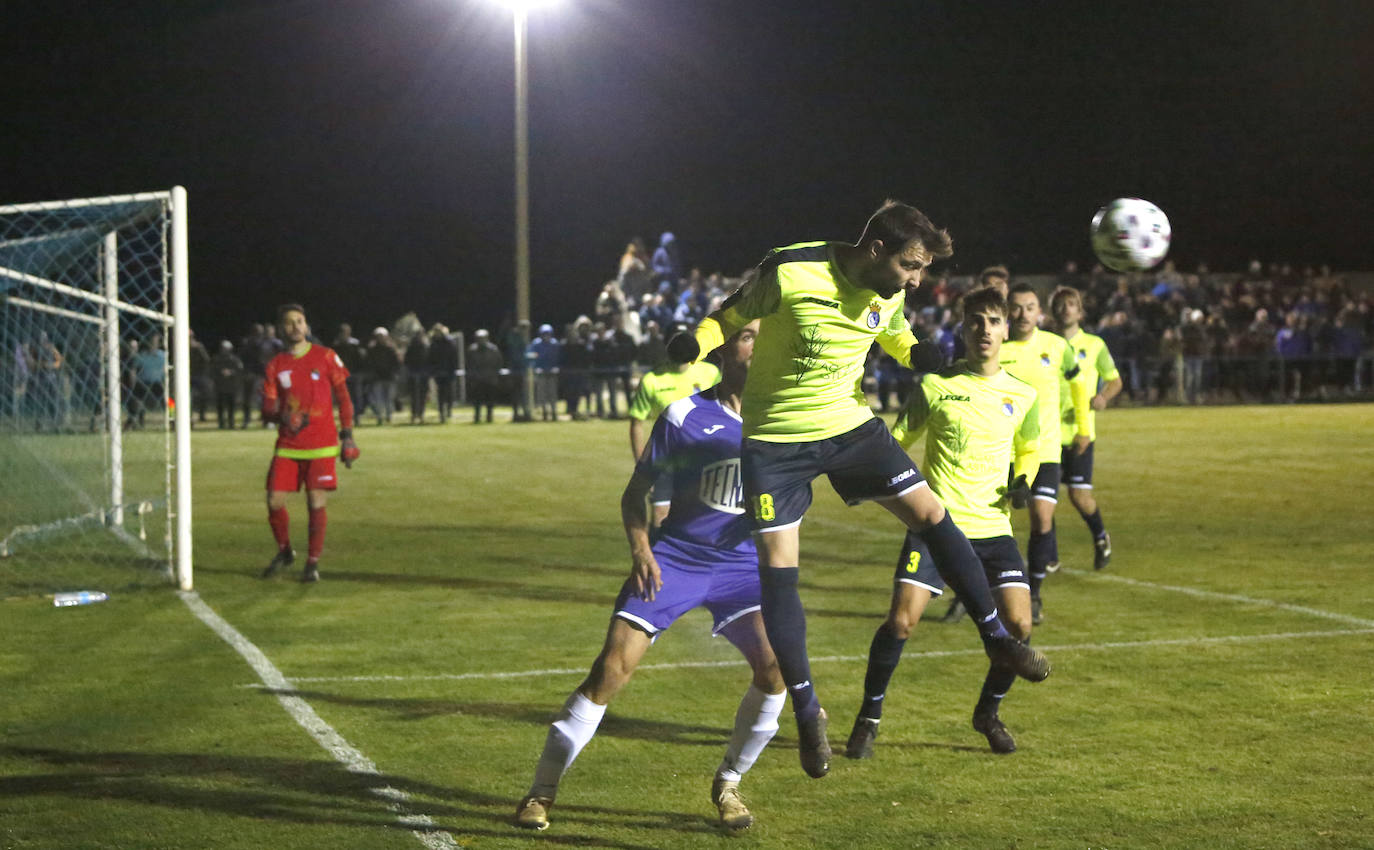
{"left": 614, "top": 534, "right": 760, "bottom": 637}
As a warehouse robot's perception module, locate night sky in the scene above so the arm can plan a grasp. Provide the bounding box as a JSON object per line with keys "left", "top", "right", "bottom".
{"left": 4, "top": 0, "right": 1372, "bottom": 344}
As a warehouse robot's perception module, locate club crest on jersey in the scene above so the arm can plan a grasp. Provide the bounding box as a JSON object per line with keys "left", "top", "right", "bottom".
{"left": 1077, "top": 349, "right": 1087, "bottom": 361}
{"left": 1001, "top": 397, "right": 1015, "bottom": 416}
{"left": 1039, "top": 352, "right": 1052, "bottom": 366}
{"left": 310, "top": 370, "right": 320, "bottom": 381}
{"left": 866, "top": 298, "right": 883, "bottom": 329}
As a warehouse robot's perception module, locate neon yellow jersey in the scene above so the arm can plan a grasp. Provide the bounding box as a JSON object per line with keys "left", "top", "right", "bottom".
{"left": 1059, "top": 329, "right": 1119, "bottom": 445}
{"left": 999, "top": 328, "right": 1079, "bottom": 463}
{"left": 627, "top": 361, "right": 721, "bottom": 422}
{"left": 721, "top": 242, "right": 915, "bottom": 442}
{"left": 892, "top": 364, "right": 1040, "bottom": 539}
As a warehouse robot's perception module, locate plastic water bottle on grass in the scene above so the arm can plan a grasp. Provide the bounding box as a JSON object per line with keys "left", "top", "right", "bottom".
{"left": 53, "top": 591, "right": 108, "bottom": 607}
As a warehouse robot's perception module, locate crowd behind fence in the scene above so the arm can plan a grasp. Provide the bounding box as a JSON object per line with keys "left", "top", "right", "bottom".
{"left": 4, "top": 256, "right": 1371, "bottom": 433}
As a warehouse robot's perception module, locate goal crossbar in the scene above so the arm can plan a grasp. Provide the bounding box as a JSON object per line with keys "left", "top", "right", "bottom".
{"left": 0, "top": 264, "right": 173, "bottom": 325}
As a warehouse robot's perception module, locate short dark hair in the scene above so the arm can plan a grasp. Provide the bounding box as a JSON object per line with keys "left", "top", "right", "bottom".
{"left": 1007, "top": 282, "right": 1039, "bottom": 302}
{"left": 858, "top": 199, "right": 953, "bottom": 260}
{"left": 978, "top": 265, "right": 1010, "bottom": 286}
{"left": 961, "top": 286, "right": 1008, "bottom": 318}
{"left": 277, "top": 303, "right": 306, "bottom": 322}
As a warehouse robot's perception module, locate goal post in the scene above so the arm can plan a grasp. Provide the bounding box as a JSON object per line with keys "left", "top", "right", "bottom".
{"left": 0, "top": 187, "right": 193, "bottom": 596}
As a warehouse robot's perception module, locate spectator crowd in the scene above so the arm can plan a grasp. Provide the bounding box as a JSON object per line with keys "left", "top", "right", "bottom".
{"left": 4, "top": 233, "right": 1372, "bottom": 433}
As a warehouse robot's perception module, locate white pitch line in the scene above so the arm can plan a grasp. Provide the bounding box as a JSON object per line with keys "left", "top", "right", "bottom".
{"left": 1059, "top": 567, "right": 1374, "bottom": 628}
{"left": 246, "top": 627, "right": 1374, "bottom": 687}
{"left": 179, "top": 591, "right": 460, "bottom": 850}
{"left": 238, "top": 567, "right": 1374, "bottom": 689}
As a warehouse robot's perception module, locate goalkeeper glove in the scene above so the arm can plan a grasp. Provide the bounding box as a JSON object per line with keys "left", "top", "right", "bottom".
{"left": 910, "top": 339, "right": 944, "bottom": 373}
{"left": 1003, "top": 473, "right": 1031, "bottom": 510}
{"left": 340, "top": 429, "right": 360, "bottom": 469}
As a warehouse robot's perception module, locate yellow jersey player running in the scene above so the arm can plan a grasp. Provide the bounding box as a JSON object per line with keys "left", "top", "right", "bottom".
{"left": 1049, "top": 286, "right": 1122, "bottom": 570}
{"left": 997, "top": 283, "right": 1091, "bottom": 624}
{"left": 845, "top": 286, "right": 1041, "bottom": 758}
{"left": 687, "top": 200, "right": 1051, "bottom": 779}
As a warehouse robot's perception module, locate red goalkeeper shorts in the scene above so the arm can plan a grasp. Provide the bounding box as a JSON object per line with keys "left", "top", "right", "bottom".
{"left": 266, "top": 455, "right": 338, "bottom": 492}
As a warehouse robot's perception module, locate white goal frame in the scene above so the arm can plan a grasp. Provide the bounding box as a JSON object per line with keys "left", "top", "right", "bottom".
{"left": 0, "top": 187, "right": 193, "bottom": 589}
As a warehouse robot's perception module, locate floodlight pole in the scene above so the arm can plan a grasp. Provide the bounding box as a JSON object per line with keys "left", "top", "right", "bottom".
{"left": 513, "top": 6, "right": 536, "bottom": 416}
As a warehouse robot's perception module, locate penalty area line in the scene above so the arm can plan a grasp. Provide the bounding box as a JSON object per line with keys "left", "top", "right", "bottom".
{"left": 1059, "top": 568, "right": 1374, "bottom": 628}
{"left": 245, "top": 627, "right": 1374, "bottom": 687}
{"left": 179, "top": 591, "right": 460, "bottom": 850}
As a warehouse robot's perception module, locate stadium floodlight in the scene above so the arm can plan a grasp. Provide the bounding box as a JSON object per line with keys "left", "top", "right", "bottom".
{"left": 484, "top": 0, "right": 563, "bottom": 415}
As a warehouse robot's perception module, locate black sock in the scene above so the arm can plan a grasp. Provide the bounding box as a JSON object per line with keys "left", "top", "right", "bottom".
{"left": 860, "top": 623, "right": 907, "bottom": 721}
{"left": 1028, "top": 529, "right": 1055, "bottom": 598}
{"left": 758, "top": 566, "right": 819, "bottom": 719}
{"left": 918, "top": 515, "right": 998, "bottom": 627}
{"left": 975, "top": 661, "right": 1018, "bottom": 716}
{"left": 1083, "top": 508, "right": 1106, "bottom": 539}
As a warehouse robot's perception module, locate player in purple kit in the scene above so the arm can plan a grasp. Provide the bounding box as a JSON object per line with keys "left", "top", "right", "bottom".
{"left": 515, "top": 321, "right": 781, "bottom": 833}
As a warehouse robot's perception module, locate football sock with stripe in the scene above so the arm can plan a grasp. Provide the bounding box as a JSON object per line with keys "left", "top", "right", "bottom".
{"left": 529, "top": 691, "right": 606, "bottom": 799}
{"left": 717, "top": 685, "right": 786, "bottom": 781}
{"left": 976, "top": 661, "right": 1017, "bottom": 716}
{"left": 758, "top": 566, "right": 820, "bottom": 719}
{"left": 860, "top": 622, "right": 908, "bottom": 721}
{"left": 1028, "top": 529, "right": 1054, "bottom": 598}
{"left": 1083, "top": 508, "right": 1106, "bottom": 539}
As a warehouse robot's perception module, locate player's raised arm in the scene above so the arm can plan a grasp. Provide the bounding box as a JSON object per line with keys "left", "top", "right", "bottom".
{"left": 691, "top": 265, "right": 779, "bottom": 361}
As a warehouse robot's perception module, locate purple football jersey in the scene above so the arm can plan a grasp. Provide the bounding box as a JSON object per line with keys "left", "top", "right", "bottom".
{"left": 638, "top": 391, "right": 753, "bottom": 556}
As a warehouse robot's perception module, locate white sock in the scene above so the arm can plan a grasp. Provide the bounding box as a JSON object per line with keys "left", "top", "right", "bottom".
{"left": 716, "top": 685, "right": 786, "bottom": 781}
{"left": 529, "top": 692, "right": 606, "bottom": 799}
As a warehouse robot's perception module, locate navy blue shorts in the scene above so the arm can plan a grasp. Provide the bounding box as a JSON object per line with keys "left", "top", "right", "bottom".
{"left": 1032, "top": 462, "right": 1061, "bottom": 503}
{"left": 894, "top": 534, "right": 1026, "bottom": 592}
{"left": 1060, "top": 442, "right": 1095, "bottom": 488}
{"left": 614, "top": 534, "right": 760, "bottom": 637}
{"left": 893, "top": 534, "right": 945, "bottom": 597}
{"left": 741, "top": 418, "right": 924, "bottom": 532}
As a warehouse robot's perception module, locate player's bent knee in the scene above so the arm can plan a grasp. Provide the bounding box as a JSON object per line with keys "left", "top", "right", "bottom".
{"left": 893, "top": 487, "right": 946, "bottom": 531}
{"left": 753, "top": 657, "right": 784, "bottom": 692}
{"left": 885, "top": 616, "right": 916, "bottom": 641}
{"left": 1003, "top": 615, "right": 1032, "bottom": 642}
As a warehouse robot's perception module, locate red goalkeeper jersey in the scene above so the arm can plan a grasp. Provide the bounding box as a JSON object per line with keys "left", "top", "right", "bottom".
{"left": 263, "top": 344, "right": 354, "bottom": 458}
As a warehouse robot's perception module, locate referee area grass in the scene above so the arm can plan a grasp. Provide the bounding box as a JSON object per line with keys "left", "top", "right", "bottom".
{"left": 2, "top": 404, "right": 1372, "bottom": 849}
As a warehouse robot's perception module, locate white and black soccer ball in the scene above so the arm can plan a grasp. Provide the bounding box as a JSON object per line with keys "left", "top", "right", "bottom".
{"left": 1090, "top": 198, "right": 1172, "bottom": 272}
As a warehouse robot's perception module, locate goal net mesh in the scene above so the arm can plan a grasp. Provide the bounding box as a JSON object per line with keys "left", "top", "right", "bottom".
{"left": 0, "top": 193, "right": 181, "bottom": 600}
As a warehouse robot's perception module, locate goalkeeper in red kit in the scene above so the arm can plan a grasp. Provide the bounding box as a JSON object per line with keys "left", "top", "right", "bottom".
{"left": 260, "top": 303, "right": 360, "bottom": 582}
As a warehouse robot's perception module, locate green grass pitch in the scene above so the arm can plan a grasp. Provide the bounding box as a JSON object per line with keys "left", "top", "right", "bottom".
{"left": 2, "top": 404, "right": 1372, "bottom": 848}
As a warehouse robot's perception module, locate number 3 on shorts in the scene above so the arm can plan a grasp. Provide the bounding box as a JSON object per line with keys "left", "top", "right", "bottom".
{"left": 755, "top": 493, "right": 775, "bottom": 522}
{"left": 905, "top": 551, "right": 921, "bottom": 573}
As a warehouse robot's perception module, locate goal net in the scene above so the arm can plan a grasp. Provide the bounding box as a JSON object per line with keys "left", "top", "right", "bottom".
{"left": 0, "top": 188, "right": 192, "bottom": 599}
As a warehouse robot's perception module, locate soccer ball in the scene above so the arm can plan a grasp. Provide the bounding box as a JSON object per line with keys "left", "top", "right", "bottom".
{"left": 1090, "top": 198, "right": 1172, "bottom": 272}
